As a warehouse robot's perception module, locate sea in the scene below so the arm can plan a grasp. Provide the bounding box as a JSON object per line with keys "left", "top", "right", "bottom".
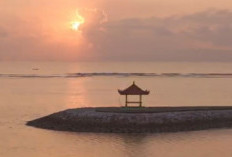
{"left": 1, "top": 61, "right": 232, "bottom": 157}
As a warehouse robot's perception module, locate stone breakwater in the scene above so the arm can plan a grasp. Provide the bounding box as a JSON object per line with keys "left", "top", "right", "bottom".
{"left": 26, "top": 107, "right": 232, "bottom": 133}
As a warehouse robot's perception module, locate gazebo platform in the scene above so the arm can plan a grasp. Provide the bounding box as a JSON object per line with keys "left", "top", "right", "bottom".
{"left": 95, "top": 106, "right": 232, "bottom": 113}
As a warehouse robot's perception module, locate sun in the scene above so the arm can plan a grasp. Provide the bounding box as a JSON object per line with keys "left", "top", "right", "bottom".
{"left": 71, "top": 22, "right": 81, "bottom": 31}
{"left": 70, "top": 11, "right": 85, "bottom": 31}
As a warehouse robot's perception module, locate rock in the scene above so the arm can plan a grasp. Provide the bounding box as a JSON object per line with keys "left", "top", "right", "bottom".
{"left": 26, "top": 107, "right": 232, "bottom": 133}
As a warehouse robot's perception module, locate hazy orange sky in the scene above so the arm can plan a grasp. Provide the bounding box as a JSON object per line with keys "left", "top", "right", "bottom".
{"left": 1, "top": 0, "right": 232, "bottom": 61}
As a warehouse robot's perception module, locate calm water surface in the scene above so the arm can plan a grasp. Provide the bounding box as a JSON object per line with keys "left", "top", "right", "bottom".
{"left": 1, "top": 62, "right": 232, "bottom": 157}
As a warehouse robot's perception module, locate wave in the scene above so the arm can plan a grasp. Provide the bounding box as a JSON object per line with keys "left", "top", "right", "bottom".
{"left": 0, "top": 72, "right": 232, "bottom": 78}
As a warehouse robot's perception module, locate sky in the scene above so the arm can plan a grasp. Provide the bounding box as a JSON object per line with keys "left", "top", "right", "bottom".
{"left": 0, "top": 0, "right": 232, "bottom": 61}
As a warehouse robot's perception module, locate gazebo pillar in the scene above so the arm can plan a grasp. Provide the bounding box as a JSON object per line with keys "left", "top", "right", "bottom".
{"left": 125, "top": 95, "right": 128, "bottom": 107}
{"left": 139, "top": 95, "right": 142, "bottom": 107}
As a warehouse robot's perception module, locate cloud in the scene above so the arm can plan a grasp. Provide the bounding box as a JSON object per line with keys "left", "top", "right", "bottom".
{"left": 0, "top": 12, "right": 88, "bottom": 61}
{"left": 80, "top": 8, "right": 108, "bottom": 24}
{"left": 1, "top": 8, "right": 232, "bottom": 61}
{"left": 82, "top": 9, "right": 232, "bottom": 61}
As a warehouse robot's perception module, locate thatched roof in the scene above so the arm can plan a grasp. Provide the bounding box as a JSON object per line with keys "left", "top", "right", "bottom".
{"left": 118, "top": 82, "right": 150, "bottom": 95}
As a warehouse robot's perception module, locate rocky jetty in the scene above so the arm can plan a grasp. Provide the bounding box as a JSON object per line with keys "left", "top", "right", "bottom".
{"left": 26, "top": 107, "right": 232, "bottom": 133}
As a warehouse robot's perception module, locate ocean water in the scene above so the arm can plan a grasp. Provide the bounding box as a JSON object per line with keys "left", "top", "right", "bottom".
{"left": 1, "top": 61, "right": 232, "bottom": 157}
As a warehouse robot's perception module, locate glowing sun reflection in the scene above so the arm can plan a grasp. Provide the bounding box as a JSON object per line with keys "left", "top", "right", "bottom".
{"left": 65, "top": 79, "right": 89, "bottom": 108}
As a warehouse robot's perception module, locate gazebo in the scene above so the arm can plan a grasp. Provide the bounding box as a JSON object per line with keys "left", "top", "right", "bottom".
{"left": 118, "top": 81, "right": 150, "bottom": 107}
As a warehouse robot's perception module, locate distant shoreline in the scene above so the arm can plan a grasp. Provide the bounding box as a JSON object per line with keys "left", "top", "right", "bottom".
{"left": 27, "top": 106, "right": 232, "bottom": 133}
